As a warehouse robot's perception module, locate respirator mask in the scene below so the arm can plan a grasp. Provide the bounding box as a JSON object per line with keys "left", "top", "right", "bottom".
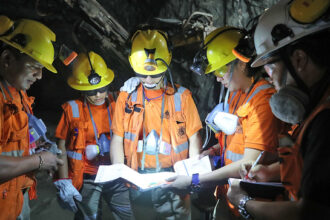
{"left": 203, "top": 62, "right": 239, "bottom": 149}
{"left": 205, "top": 85, "right": 238, "bottom": 136}
{"left": 85, "top": 134, "right": 111, "bottom": 160}
{"left": 265, "top": 53, "right": 310, "bottom": 125}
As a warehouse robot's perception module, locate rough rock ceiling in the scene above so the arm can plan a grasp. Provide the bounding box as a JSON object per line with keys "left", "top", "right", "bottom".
{"left": 0, "top": 0, "right": 278, "bottom": 123}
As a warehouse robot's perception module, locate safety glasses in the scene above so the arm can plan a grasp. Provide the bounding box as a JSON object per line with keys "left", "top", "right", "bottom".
{"left": 213, "top": 65, "right": 229, "bottom": 78}
{"left": 135, "top": 73, "right": 164, "bottom": 78}
{"left": 83, "top": 86, "right": 108, "bottom": 96}
{"left": 213, "top": 60, "right": 238, "bottom": 78}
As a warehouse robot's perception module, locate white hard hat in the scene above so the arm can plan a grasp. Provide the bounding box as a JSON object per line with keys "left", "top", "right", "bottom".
{"left": 252, "top": 0, "right": 330, "bottom": 67}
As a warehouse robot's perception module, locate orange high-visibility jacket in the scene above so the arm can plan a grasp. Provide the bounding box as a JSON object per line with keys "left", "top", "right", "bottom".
{"left": 0, "top": 82, "right": 36, "bottom": 219}
{"left": 55, "top": 95, "right": 114, "bottom": 190}
{"left": 224, "top": 79, "right": 279, "bottom": 165}
{"left": 279, "top": 86, "right": 330, "bottom": 201}
{"left": 215, "top": 80, "right": 281, "bottom": 208}
{"left": 113, "top": 84, "right": 201, "bottom": 170}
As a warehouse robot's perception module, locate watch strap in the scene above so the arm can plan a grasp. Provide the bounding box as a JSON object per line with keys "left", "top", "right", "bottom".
{"left": 190, "top": 173, "right": 201, "bottom": 193}
{"left": 238, "top": 195, "right": 253, "bottom": 219}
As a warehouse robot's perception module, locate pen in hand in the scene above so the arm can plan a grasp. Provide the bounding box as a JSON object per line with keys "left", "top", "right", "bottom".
{"left": 245, "top": 151, "right": 264, "bottom": 180}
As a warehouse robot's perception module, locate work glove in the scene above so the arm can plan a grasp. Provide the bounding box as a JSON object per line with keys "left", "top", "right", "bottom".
{"left": 120, "top": 77, "right": 140, "bottom": 93}
{"left": 53, "top": 179, "right": 82, "bottom": 213}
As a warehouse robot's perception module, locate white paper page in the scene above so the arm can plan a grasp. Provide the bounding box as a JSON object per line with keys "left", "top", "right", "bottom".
{"left": 95, "top": 164, "right": 131, "bottom": 183}
{"left": 95, "top": 164, "right": 176, "bottom": 190}
{"left": 133, "top": 172, "right": 177, "bottom": 190}
{"left": 173, "top": 155, "right": 212, "bottom": 176}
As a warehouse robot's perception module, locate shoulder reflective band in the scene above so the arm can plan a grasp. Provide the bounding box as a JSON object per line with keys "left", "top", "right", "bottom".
{"left": 68, "top": 100, "right": 80, "bottom": 118}
{"left": 174, "top": 86, "right": 186, "bottom": 112}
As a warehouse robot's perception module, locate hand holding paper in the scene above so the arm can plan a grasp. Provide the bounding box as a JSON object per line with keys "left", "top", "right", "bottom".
{"left": 94, "top": 156, "right": 212, "bottom": 191}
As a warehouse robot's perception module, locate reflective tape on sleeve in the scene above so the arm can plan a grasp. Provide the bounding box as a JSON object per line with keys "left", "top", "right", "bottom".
{"left": 124, "top": 132, "right": 136, "bottom": 141}
{"left": 67, "top": 150, "right": 82, "bottom": 160}
{"left": 225, "top": 150, "right": 243, "bottom": 162}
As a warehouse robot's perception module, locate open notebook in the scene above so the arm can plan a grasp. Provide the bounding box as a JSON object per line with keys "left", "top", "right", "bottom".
{"left": 228, "top": 178, "right": 285, "bottom": 199}
{"left": 95, "top": 155, "right": 212, "bottom": 191}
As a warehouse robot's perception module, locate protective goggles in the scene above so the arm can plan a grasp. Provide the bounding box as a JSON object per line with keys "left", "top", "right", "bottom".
{"left": 190, "top": 48, "right": 208, "bottom": 75}
{"left": 213, "top": 65, "right": 229, "bottom": 78}
{"left": 83, "top": 86, "right": 108, "bottom": 96}
{"left": 135, "top": 72, "right": 164, "bottom": 78}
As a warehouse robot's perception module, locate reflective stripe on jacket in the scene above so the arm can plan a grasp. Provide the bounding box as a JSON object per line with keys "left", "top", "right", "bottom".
{"left": 123, "top": 85, "right": 189, "bottom": 170}
{"left": 0, "top": 84, "right": 36, "bottom": 219}
{"left": 279, "top": 86, "right": 330, "bottom": 201}
{"left": 225, "top": 82, "right": 274, "bottom": 164}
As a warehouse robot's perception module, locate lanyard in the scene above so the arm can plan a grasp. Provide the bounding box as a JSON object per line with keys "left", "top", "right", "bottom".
{"left": 87, "top": 101, "right": 112, "bottom": 145}
{"left": 221, "top": 79, "right": 259, "bottom": 167}
{"left": 230, "top": 80, "right": 257, "bottom": 115}
{"left": 141, "top": 88, "right": 166, "bottom": 172}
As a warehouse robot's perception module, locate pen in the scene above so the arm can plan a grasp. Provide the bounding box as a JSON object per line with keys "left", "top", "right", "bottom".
{"left": 245, "top": 151, "right": 264, "bottom": 180}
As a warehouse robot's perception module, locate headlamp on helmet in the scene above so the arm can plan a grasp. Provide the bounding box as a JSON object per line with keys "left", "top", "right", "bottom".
{"left": 144, "top": 48, "right": 157, "bottom": 71}
{"left": 86, "top": 53, "right": 102, "bottom": 85}
{"left": 129, "top": 29, "right": 172, "bottom": 75}
{"left": 190, "top": 27, "right": 243, "bottom": 76}
{"left": 68, "top": 51, "right": 114, "bottom": 91}
{"left": 190, "top": 48, "right": 208, "bottom": 75}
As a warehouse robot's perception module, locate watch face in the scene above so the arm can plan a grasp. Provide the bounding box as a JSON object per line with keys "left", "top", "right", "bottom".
{"left": 238, "top": 196, "right": 253, "bottom": 219}
{"left": 190, "top": 183, "right": 201, "bottom": 193}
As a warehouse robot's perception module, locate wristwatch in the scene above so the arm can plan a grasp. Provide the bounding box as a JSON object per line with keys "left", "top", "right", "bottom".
{"left": 238, "top": 195, "right": 254, "bottom": 219}
{"left": 190, "top": 173, "right": 201, "bottom": 193}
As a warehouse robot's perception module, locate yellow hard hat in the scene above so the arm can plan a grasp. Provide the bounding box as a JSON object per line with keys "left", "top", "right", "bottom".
{"left": 0, "top": 15, "right": 57, "bottom": 73}
{"left": 290, "top": 0, "right": 330, "bottom": 24}
{"left": 128, "top": 29, "right": 172, "bottom": 75}
{"left": 68, "top": 51, "right": 114, "bottom": 91}
{"left": 203, "top": 27, "right": 243, "bottom": 74}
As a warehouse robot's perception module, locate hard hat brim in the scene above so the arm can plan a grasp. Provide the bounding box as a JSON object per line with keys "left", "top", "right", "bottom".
{"left": 205, "top": 53, "right": 236, "bottom": 74}
{"left": 0, "top": 37, "right": 57, "bottom": 73}
{"left": 251, "top": 22, "right": 330, "bottom": 68}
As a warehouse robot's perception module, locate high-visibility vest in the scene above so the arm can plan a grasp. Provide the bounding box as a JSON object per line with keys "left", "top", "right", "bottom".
{"left": 61, "top": 95, "right": 114, "bottom": 190}
{"left": 0, "top": 82, "right": 36, "bottom": 219}
{"left": 279, "top": 86, "right": 330, "bottom": 201}
{"left": 123, "top": 84, "right": 190, "bottom": 170}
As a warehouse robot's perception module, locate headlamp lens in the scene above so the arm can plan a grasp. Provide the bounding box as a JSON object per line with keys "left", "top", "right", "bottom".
{"left": 88, "top": 70, "right": 101, "bottom": 85}
{"left": 190, "top": 49, "right": 208, "bottom": 75}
